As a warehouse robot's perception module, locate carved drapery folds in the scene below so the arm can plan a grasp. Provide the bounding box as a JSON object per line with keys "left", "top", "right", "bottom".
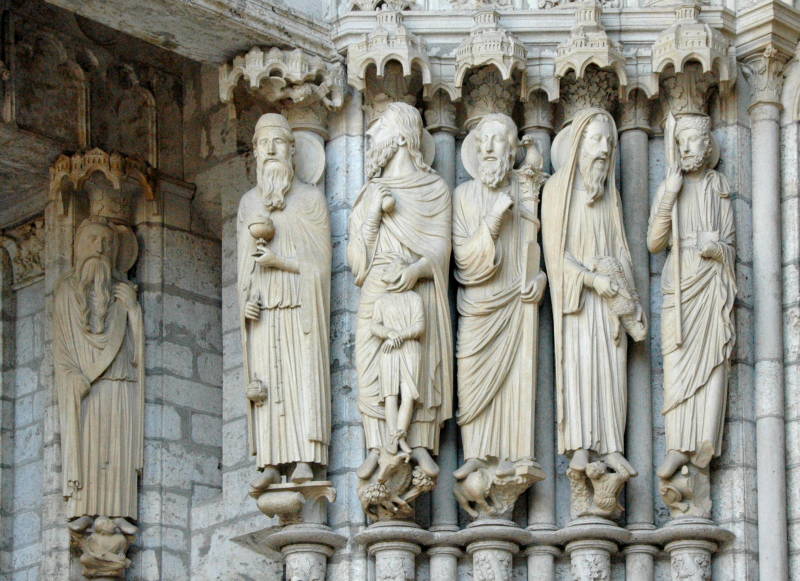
{"left": 220, "top": 46, "right": 345, "bottom": 138}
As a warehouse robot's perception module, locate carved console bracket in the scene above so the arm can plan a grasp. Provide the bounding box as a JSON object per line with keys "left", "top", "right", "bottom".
{"left": 69, "top": 516, "right": 136, "bottom": 579}
{"left": 454, "top": 459, "right": 545, "bottom": 520}
{"left": 219, "top": 46, "right": 345, "bottom": 137}
{"left": 49, "top": 148, "right": 156, "bottom": 219}
{"left": 252, "top": 481, "right": 336, "bottom": 526}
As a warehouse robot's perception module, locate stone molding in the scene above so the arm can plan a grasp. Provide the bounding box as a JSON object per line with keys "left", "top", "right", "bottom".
{"left": 742, "top": 44, "right": 790, "bottom": 110}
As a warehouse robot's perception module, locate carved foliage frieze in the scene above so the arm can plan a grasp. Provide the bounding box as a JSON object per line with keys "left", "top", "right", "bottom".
{"left": 0, "top": 216, "right": 45, "bottom": 289}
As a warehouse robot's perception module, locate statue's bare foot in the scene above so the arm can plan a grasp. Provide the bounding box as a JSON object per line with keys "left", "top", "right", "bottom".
{"left": 290, "top": 462, "right": 314, "bottom": 484}
{"left": 113, "top": 517, "right": 138, "bottom": 535}
{"left": 357, "top": 450, "right": 380, "bottom": 480}
{"left": 657, "top": 450, "right": 689, "bottom": 480}
{"left": 454, "top": 458, "right": 482, "bottom": 480}
{"left": 604, "top": 452, "right": 638, "bottom": 478}
{"left": 250, "top": 465, "right": 281, "bottom": 496}
{"left": 569, "top": 449, "right": 589, "bottom": 472}
{"left": 496, "top": 459, "right": 515, "bottom": 477}
{"left": 412, "top": 447, "right": 439, "bottom": 478}
{"left": 67, "top": 516, "right": 93, "bottom": 532}
{"left": 399, "top": 438, "right": 412, "bottom": 455}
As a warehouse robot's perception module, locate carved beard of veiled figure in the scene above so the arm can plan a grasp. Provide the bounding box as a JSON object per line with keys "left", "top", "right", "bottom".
{"left": 77, "top": 255, "right": 112, "bottom": 334}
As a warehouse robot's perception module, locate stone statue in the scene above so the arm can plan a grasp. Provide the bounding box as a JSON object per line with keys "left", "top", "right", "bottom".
{"left": 541, "top": 107, "right": 646, "bottom": 519}
{"left": 237, "top": 113, "right": 333, "bottom": 509}
{"left": 649, "top": 113, "right": 736, "bottom": 519}
{"left": 71, "top": 516, "right": 133, "bottom": 579}
{"left": 348, "top": 101, "right": 452, "bottom": 520}
{"left": 54, "top": 216, "right": 144, "bottom": 533}
{"left": 451, "top": 113, "right": 548, "bottom": 519}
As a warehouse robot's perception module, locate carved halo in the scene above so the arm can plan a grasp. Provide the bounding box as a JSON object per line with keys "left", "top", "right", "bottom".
{"left": 293, "top": 131, "right": 326, "bottom": 186}
{"left": 113, "top": 224, "right": 139, "bottom": 273}
{"left": 460, "top": 127, "right": 523, "bottom": 180}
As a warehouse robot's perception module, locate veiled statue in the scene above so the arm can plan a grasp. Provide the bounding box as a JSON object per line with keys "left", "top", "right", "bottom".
{"left": 649, "top": 113, "right": 736, "bottom": 519}
{"left": 237, "top": 113, "right": 334, "bottom": 517}
{"left": 451, "top": 113, "right": 548, "bottom": 519}
{"left": 542, "top": 108, "right": 646, "bottom": 520}
{"left": 348, "top": 102, "right": 452, "bottom": 521}
{"left": 54, "top": 216, "right": 144, "bottom": 565}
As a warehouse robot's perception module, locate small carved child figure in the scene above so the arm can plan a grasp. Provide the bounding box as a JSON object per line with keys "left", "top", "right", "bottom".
{"left": 371, "top": 257, "right": 425, "bottom": 456}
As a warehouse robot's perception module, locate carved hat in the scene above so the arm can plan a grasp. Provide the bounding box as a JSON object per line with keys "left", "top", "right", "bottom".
{"left": 667, "top": 112, "right": 720, "bottom": 169}
{"left": 253, "top": 113, "right": 295, "bottom": 141}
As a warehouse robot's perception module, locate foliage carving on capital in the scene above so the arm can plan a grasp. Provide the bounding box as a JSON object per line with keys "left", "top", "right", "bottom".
{"left": 743, "top": 45, "right": 789, "bottom": 109}
{"left": 555, "top": 1, "right": 627, "bottom": 99}
{"left": 559, "top": 67, "right": 619, "bottom": 122}
{"left": 455, "top": 10, "right": 527, "bottom": 93}
{"left": 424, "top": 91, "right": 457, "bottom": 133}
{"left": 463, "top": 66, "right": 517, "bottom": 128}
{"left": 618, "top": 90, "right": 652, "bottom": 132}
{"left": 1, "top": 216, "right": 45, "bottom": 289}
{"left": 347, "top": 10, "right": 431, "bottom": 93}
{"left": 671, "top": 551, "right": 712, "bottom": 580}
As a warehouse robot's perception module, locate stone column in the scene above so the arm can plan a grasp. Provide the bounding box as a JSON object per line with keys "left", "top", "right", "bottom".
{"left": 744, "top": 45, "right": 790, "bottom": 581}
{"left": 618, "top": 89, "right": 657, "bottom": 579}
{"left": 522, "top": 91, "right": 554, "bottom": 172}
{"left": 565, "top": 539, "right": 615, "bottom": 581}
{"left": 428, "top": 545, "right": 461, "bottom": 581}
{"left": 468, "top": 540, "right": 517, "bottom": 581}
{"left": 665, "top": 539, "right": 715, "bottom": 580}
{"left": 356, "top": 523, "right": 432, "bottom": 581}
{"left": 424, "top": 92, "right": 460, "bottom": 544}
{"left": 525, "top": 546, "right": 560, "bottom": 581}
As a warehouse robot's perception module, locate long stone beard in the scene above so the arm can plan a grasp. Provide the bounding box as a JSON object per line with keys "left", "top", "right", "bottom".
{"left": 365, "top": 136, "right": 401, "bottom": 179}
{"left": 680, "top": 153, "right": 706, "bottom": 173}
{"left": 78, "top": 256, "right": 112, "bottom": 334}
{"left": 478, "top": 156, "right": 512, "bottom": 189}
{"left": 257, "top": 160, "right": 293, "bottom": 210}
{"left": 579, "top": 155, "right": 608, "bottom": 204}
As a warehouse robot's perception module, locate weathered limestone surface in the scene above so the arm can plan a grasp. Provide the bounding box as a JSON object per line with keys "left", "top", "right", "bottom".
{"left": 1, "top": 0, "right": 799, "bottom": 579}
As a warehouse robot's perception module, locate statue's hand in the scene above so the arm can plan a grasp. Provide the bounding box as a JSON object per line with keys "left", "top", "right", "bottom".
{"left": 699, "top": 241, "right": 722, "bottom": 261}
{"left": 385, "top": 263, "right": 420, "bottom": 292}
{"left": 253, "top": 243, "right": 278, "bottom": 268}
{"left": 521, "top": 271, "right": 547, "bottom": 304}
{"left": 664, "top": 166, "right": 683, "bottom": 198}
{"left": 593, "top": 274, "right": 619, "bottom": 298}
{"left": 382, "top": 338, "right": 396, "bottom": 353}
{"left": 244, "top": 300, "right": 261, "bottom": 321}
{"left": 113, "top": 283, "right": 138, "bottom": 310}
{"left": 491, "top": 191, "right": 514, "bottom": 219}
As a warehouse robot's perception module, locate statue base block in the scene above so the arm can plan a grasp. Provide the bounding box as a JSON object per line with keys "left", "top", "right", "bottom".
{"left": 253, "top": 480, "right": 335, "bottom": 525}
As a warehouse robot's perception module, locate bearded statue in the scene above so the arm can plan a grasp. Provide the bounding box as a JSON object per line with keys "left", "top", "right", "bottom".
{"left": 236, "top": 113, "right": 333, "bottom": 499}
{"left": 53, "top": 216, "right": 144, "bottom": 546}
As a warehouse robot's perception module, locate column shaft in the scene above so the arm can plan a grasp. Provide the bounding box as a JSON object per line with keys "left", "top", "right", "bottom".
{"left": 751, "top": 101, "right": 788, "bottom": 581}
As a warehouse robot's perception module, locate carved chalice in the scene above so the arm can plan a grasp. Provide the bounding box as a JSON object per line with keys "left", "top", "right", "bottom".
{"left": 248, "top": 217, "right": 275, "bottom": 242}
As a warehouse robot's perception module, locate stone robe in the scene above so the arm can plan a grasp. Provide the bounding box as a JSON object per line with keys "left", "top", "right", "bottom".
{"left": 453, "top": 174, "right": 540, "bottom": 462}
{"left": 542, "top": 110, "right": 641, "bottom": 457}
{"left": 54, "top": 275, "right": 144, "bottom": 519}
{"left": 348, "top": 171, "right": 452, "bottom": 453}
{"left": 372, "top": 289, "right": 424, "bottom": 401}
{"left": 648, "top": 170, "right": 736, "bottom": 455}
{"left": 237, "top": 181, "right": 331, "bottom": 468}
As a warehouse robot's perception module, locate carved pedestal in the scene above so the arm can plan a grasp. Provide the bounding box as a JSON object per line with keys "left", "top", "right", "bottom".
{"left": 252, "top": 480, "right": 336, "bottom": 526}
{"left": 665, "top": 539, "right": 715, "bottom": 581}
{"left": 455, "top": 459, "right": 545, "bottom": 520}
{"left": 356, "top": 521, "right": 433, "bottom": 581}
{"left": 457, "top": 519, "right": 530, "bottom": 581}
{"left": 69, "top": 517, "right": 135, "bottom": 580}
{"left": 565, "top": 539, "right": 615, "bottom": 581}
{"left": 660, "top": 463, "right": 712, "bottom": 519}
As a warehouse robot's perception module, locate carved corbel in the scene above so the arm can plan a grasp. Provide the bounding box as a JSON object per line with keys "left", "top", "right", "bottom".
{"left": 454, "top": 9, "right": 526, "bottom": 116}
{"left": 462, "top": 66, "right": 517, "bottom": 129}
{"left": 742, "top": 44, "right": 790, "bottom": 111}
{"left": 555, "top": 1, "right": 627, "bottom": 122}
{"left": 219, "top": 46, "right": 345, "bottom": 139}
{"left": 49, "top": 148, "right": 156, "bottom": 220}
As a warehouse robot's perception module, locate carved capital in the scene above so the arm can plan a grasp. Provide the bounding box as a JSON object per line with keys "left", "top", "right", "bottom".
{"left": 370, "top": 541, "right": 420, "bottom": 581}
{"left": 618, "top": 91, "right": 652, "bottom": 133}
{"left": 362, "top": 61, "right": 421, "bottom": 127}
{"left": 463, "top": 66, "right": 517, "bottom": 129}
{"left": 220, "top": 47, "right": 345, "bottom": 136}
{"left": 455, "top": 10, "right": 526, "bottom": 94}
{"left": 49, "top": 148, "right": 155, "bottom": 221}
{"left": 0, "top": 216, "right": 45, "bottom": 289}
{"left": 665, "top": 539, "right": 716, "bottom": 581}
{"left": 522, "top": 91, "right": 554, "bottom": 133}
{"left": 743, "top": 45, "right": 790, "bottom": 109}
{"left": 555, "top": 1, "right": 627, "bottom": 101}
{"left": 659, "top": 62, "right": 717, "bottom": 117}
{"left": 424, "top": 91, "right": 457, "bottom": 134}
{"left": 467, "top": 540, "right": 517, "bottom": 581}
{"left": 566, "top": 539, "right": 616, "bottom": 581}
{"left": 560, "top": 67, "right": 619, "bottom": 123}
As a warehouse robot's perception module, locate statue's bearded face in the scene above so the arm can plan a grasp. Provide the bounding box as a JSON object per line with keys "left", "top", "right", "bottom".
{"left": 254, "top": 127, "right": 295, "bottom": 210}
{"left": 676, "top": 127, "right": 710, "bottom": 173}
{"left": 476, "top": 121, "right": 515, "bottom": 189}
{"left": 578, "top": 117, "right": 613, "bottom": 204}
{"left": 76, "top": 223, "right": 115, "bottom": 334}
{"left": 365, "top": 115, "right": 402, "bottom": 179}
